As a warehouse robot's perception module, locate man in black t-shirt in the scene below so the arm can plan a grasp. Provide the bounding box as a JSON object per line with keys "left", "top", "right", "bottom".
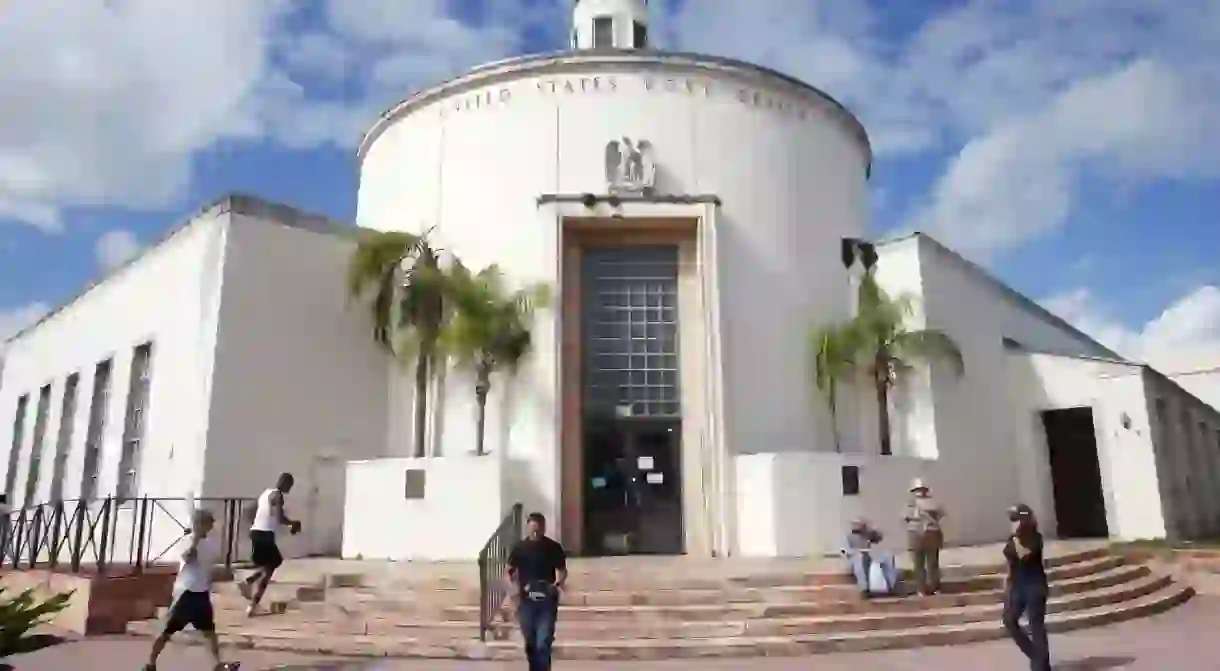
{"left": 507, "top": 512, "right": 567, "bottom": 671}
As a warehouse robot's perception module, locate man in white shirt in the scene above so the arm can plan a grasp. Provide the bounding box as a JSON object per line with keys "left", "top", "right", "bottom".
{"left": 142, "top": 508, "right": 238, "bottom": 671}
{"left": 237, "top": 472, "right": 301, "bottom": 616}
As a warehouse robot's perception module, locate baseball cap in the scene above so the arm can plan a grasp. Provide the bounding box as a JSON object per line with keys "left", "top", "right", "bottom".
{"left": 1007, "top": 503, "right": 1034, "bottom": 521}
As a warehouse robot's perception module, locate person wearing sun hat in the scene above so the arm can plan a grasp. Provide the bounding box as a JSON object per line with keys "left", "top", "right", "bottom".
{"left": 902, "top": 478, "right": 945, "bottom": 596}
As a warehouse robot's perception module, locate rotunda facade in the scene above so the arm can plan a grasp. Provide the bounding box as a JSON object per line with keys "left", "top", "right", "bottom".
{"left": 355, "top": 0, "right": 872, "bottom": 556}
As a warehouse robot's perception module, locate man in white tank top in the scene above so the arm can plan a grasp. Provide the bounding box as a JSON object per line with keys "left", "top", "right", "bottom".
{"left": 237, "top": 472, "right": 300, "bottom": 616}
{"left": 142, "top": 508, "right": 239, "bottom": 670}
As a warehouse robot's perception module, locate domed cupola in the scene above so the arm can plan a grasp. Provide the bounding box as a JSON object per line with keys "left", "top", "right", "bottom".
{"left": 571, "top": 0, "right": 650, "bottom": 50}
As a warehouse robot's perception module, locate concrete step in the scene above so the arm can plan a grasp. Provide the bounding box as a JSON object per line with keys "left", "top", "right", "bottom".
{"left": 212, "top": 552, "right": 1124, "bottom": 615}
{"left": 142, "top": 579, "right": 1190, "bottom": 659}
{"left": 237, "top": 546, "right": 1112, "bottom": 596}
{"left": 228, "top": 561, "right": 1147, "bottom": 624}
{"left": 476, "top": 562, "right": 1152, "bottom": 624}
{"left": 138, "top": 568, "right": 1168, "bottom": 645}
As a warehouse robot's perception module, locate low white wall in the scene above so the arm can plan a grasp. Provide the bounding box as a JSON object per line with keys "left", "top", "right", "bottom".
{"left": 1007, "top": 352, "right": 1170, "bottom": 541}
{"left": 342, "top": 455, "right": 505, "bottom": 561}
{"left": 734, "top": 452, "right": 936, "bottom": 557}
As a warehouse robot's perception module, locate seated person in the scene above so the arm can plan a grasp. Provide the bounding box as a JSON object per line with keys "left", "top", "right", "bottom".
{"left": 843, "top": 518, "right": 898, "bottom": 597}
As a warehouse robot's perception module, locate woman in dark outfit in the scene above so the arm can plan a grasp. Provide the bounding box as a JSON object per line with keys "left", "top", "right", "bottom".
{"left": 1002, "top": 503, "right": 1051, "bottom": 671}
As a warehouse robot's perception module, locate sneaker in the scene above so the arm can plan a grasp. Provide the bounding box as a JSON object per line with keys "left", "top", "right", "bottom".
{"left": 142, "top": 665, "right": 156, "bottom": 671}
{"left": 236, "top": 580, "right": 253, "bottom": 601}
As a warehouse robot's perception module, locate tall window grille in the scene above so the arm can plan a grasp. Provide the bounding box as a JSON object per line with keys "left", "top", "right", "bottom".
{"left": 23, "top": 385, "right": 52, "bottom": 507}
{"left": 582, "top": 246, "right": 680, "bottom": 419}
{"left": 49, "top": 373, "right": 79, "bottom": 502}
{"left": 5, "top": 394, "right": 29, "bottom": 501}
{"left": 80, "top": 359, "right": 113, "bottom": 502}
{"left": 116, "top": 343, "right": 153, "bottom": 501}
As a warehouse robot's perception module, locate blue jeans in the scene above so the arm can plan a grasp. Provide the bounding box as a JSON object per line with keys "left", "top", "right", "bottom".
{"left": 1003, "top": 580, "right": 1050, "bottom": 671}
{"left": 517, "top": 596, "right": 558, "bottom": 671}
{"left": 847, "top": 550, "right": 896, "bottom": 594}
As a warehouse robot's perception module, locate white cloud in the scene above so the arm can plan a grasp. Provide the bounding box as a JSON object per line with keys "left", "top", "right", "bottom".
{"left": 1, "top": 0, "right": 1218, "bottom": 268}
{"left": 94, "top": 229, "right": 142, "bottom": 271}
{"left": 1044, "top": 285, "right": 1220, "bottom": 371}
{"left": 0, "top": 303, "right": 50, "bottom": 341}
{"left": 0, "top": 0, "right": 291, "bottom": 229}
{"left": 657, "top": 0, "right": 1220, "bottom": 257}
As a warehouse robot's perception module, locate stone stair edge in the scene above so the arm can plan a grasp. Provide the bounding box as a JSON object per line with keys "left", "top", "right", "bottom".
{"left": 257, "top": 546, "right": 1112, "bottom": 591}
{"left": 181, "top": 582, "right": 1192, "bottom": 659}
{"left": 299, "top": 552, "right": 1122, "bottom": 599}
{"left": 198, "top": 570, "right": 1172, "bottom": 636}
{"left": 209, "top": 561, "right": 1149, "bottom": 621}
{"left": 146, "top": 569, "right": 1172, "bottom": 648}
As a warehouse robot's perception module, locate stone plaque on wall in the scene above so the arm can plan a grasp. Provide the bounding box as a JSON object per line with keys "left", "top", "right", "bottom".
{"left": 405, "top": 469, "right": 427, "bottom": 500}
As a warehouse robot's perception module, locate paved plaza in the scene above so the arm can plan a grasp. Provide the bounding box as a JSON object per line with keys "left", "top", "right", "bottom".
{"left": 8, "top": 596, "right": 1216, "bottom": 670}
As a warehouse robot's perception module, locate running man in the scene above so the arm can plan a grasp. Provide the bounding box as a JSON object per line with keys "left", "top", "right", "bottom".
{"left": 237, "top": 473, "right": 301, "bottom": 616}
{"left": 142, "top": 508, "right": 238, "bottom": 671}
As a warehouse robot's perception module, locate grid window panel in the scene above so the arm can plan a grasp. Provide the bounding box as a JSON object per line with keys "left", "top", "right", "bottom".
{"left": 50, "top": 374, "right": 80, "bottom": 502}
{"left": 5, "top": 395, "right": 29, "bottom": 499}
{"left": 116, "top": 343, "right": 153, "bottom": 501}
{"left": 24, "top": 386, "right": 53, "bottom": 507}
{"left": 80, "top": 360, "right": 113, "bottom": 501}
{"left": 582, "top": 247, "right": 681, "bottom": 419}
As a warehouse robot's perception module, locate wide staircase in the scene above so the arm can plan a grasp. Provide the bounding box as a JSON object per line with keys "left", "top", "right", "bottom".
{"left": 127, "top": 543, "right": 1193, "bottom": 660}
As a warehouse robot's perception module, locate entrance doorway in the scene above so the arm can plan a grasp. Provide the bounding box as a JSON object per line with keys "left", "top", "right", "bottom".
{"left": 304, "top": 454, "right": 346, "bottom": 557}
{"left": 1041, "top": 407, "right": 1109, "bottom": 538}
{"left": 579, "top": 245, "right": 684, "bottom": 555}
{"left": 583, "top": 418, "right": 683, "bottom": 554}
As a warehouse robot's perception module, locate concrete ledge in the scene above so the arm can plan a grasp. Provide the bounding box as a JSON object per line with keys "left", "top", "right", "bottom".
{"left": 1, "top": 568, "right": 175, "bottom": 635}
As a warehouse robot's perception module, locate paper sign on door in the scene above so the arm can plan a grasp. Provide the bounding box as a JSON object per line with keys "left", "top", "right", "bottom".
{"left": 637, "top": 456, "right": 655, "bottom": 470}
{"left": 646, "top": 472, "right": 664, "bottom": 484}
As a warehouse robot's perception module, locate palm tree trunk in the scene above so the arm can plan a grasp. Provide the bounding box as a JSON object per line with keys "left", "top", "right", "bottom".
{"left": 412, "top": 347, "right": 431, "bottom": 458}
{"left": 876, "top": 375, "right": 892, "bottom": 456}
{"left": 828, "top": 384, "right": 841, "bottom": 453}
{"left": 474, "top": 365, "right": 491, "bottom": 456}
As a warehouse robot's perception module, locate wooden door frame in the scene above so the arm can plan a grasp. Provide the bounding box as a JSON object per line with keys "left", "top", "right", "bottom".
{"left": 559, "top": 217, "right": 699, "bottom": 555}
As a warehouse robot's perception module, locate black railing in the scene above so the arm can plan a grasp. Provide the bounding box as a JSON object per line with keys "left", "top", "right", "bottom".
{"left": 0, "top": 496, "right": 256, "bottom": 575}
{"left": 476, "top": 503, "right": 523, "bottom": 642}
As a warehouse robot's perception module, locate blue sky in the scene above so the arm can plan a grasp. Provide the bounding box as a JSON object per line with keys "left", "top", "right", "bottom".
{"left": 2, "top": 0, "right": 1219, "bottom": 367}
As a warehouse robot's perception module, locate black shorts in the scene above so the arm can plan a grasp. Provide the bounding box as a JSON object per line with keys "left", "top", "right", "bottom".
{"left": 249, "top": 530, "right": 283, "bottom": 570}
{"left": 164, "top": 590, "right": 215, "bottom": 634}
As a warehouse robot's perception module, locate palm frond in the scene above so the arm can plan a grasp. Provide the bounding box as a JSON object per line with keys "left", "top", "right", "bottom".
{"left": 892, "top": 329, "right": 965, "bottom": 377}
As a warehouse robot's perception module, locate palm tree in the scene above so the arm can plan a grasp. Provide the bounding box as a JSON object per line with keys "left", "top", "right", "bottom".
{"left": 810, "top": 322, "right": 860, "bottom": 452}
{"left": 849, "top": 270, "right": 965, "bottom": 456}
{"left": 346, "top": 230, "right": 447, "bottom": 459}
{"left": 436, "top": 263, "right": 550, "bottom": 456}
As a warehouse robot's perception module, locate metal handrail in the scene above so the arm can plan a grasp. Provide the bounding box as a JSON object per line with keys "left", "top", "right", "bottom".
{"left": 0, "top": 496, "right": 256, "bottom": 575}
{"left": 476, "top": 503, "right": 523, "bottom": 642}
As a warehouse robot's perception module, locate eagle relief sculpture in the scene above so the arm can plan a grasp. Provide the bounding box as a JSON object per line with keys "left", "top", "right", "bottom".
{"left": 604, "top": 137, "right": 657, "bottom": 195}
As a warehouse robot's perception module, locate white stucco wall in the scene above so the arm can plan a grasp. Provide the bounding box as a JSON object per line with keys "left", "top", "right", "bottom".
{"left": 735, "top": 452, "right": 936, "bottom": 557}
{"left": 0, "top": 209, "right": 229, "bottom": 509}
{"left": 0, "top": 206, "right": 230, "bottom": 564}
{"left": 356, "top": 53, "right": 872, "bottom": 542}
{"left": 1006, "top": 352, "right": 1169, "bottom": 541}
{"left": 1159, "top": 352, "right": 1220, "bottom": 413}
{"left": 343, "top": 455, "right": 506, "bottom": 560}
{"left": 872, "top": 235, "right": 1126, "bottom": 546}
{"left": 202, "top": 206, "right": 391, "bottom": 558}
{"left": 1143, "top": 370, "right": 1220, "bottom": 540}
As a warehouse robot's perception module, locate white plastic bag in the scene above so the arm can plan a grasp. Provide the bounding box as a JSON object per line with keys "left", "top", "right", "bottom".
{"left": 868, "top": 558, "right": 891, "bottom": 595}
